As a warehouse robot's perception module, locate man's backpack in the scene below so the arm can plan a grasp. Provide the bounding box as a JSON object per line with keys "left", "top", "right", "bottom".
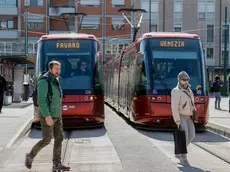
{"left": 32, "top": 72, "right": 53, "bottom": 107}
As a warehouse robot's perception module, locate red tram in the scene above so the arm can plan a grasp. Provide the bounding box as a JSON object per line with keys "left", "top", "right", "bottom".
{"left": 104, "top": 32, "right": 209, "bottom": 128}
{"left": 35, "top": 34, "right": 104, "bottom": 128}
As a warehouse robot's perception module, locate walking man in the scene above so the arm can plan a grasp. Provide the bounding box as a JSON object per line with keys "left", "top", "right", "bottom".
{"left": 25, "top": 61, "right": 70, "bottom": 171}
{"left": 0, "top": 74, "right": 6, "bottom": 113}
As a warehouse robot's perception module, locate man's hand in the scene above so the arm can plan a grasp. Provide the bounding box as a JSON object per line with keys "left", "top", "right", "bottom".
{"left": 175, "top": 120, "right": 181, "bottom": 129}
{"left": 45, "top": 116, "right": 53, "bottom": 126}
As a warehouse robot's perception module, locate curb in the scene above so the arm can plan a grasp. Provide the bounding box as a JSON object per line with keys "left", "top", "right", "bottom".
{"left": 5, "top": 110, "right": 34, "bottom": 148}
{"left": 206, "top": 122, "right": 230, "bottom": 138}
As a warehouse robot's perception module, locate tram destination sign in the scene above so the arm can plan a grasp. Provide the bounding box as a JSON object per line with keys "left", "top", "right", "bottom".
{"left": 43, "top": 39, "right": 93, "bottom": 52}
{"left": 150, "top": 38, "right": 199, "bottom": 49}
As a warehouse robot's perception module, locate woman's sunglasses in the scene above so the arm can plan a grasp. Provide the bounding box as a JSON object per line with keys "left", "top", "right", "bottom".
{"left": 182, "top": 79, "right": 189, "bottom": 81}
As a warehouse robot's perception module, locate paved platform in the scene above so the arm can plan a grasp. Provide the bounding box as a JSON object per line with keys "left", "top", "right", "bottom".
{"left": 207, "top": 97, "right": 230, "bottom": 137}
{"left": 0, "top": 99, "right": 33, "bottom": 152}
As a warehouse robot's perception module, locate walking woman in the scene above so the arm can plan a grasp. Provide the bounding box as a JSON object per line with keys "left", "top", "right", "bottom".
{"left": 171, "top": 71, "right": 196, "bottom": 165}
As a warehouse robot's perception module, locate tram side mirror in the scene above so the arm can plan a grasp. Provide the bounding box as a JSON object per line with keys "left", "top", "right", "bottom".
{"left": 136, "top": 52, "right": 144, "bottom": 58}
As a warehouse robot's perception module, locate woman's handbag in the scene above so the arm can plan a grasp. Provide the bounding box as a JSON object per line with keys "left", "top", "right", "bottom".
{"left": 173, "top": 126, "right": 187, "bottom": 155}
{"left": 183, "top": 91, "right": 198, "bottom": 122}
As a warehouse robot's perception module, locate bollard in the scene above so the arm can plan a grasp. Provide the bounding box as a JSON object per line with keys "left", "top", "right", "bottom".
{"left": 23, "top": 82, "right": 29, "bottom": 101}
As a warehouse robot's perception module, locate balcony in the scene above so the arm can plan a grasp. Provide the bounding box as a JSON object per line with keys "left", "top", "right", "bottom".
{"left": 0, "top": 6, "right": 17, "bottom": 15}
{"left": 0, "top": 30, "right": 18, "bottom": 39}
{"left": 49, "top": 7, "right": 75, "bottom": 16}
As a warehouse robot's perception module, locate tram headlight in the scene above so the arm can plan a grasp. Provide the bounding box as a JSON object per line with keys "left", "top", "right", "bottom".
{"left": 152, "top": 97, "right": 156, "bottom": 101}
{"left": 90, "top": 96, "right": 94, "bottom": 100}
{"left": 200, "top": 97, "right": 204, "bottom": 102}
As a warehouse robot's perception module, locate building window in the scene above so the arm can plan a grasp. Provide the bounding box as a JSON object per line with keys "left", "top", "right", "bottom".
{"left": 118, "top": 44, "right": 124, "bottom": 53}
{"left": 174, "top": 0, "right": 183, "bottom": 25}
{"left": 174, "top": 26, "right": 182, "bottom": 32}
{"left": 0, "top": 43, "right": 4, "bottom": 53}
{"left": 0, "top": 0, "right": 16, "bottom": 6}
{"left": 222, "top": 25, "right": 229, "bottom": 43}
{"left": 174, "top": 12, "right": 182, "bottom": 21}
{"left": 105, "top": 44, "right": 111, "bottom": 54}
{"left": 112, "top": 16, "right": 124, "bottom": 30}
{"left": 0, "top": 21, "right": 7, "bottom": 29}
{"left": 151, "top": 25, "right": 157, "bottom": 32}
{"left": 28, "top": 22, "right": 44, "bottom": 30}
{"left": 207, "top": 48, "right": 213, "bottom": 58}
{"left": 207, "top": 0, "right": 215, "bottom": 20}
{"left": 198, "top": 0, "right": 206, "bottom": 19}
{"left": 37, "top": 0, "right": 43, "bottom": 6}
{"left": 0, "top": 20, "right": 14, "bottom": 29}
{"left": 207, "top": 25, "right": 214, "bottom": 42}
{"left": 198, "top": 0, "right": 215, "bottom": 20}
{"left": 174, "top": 0, "right": 183, "bottom": 12}
{"left": 7, "top": 21, "right": 13, "bottom": 29}
{"left": 81, "top": 16, "right": 100, "bottom": 30}
{"left": 30, "top": 0, "right": 43, "bottom": 6}
{"left": 27, "top": 14, "right": 44, "bottom": 30}
{"left": 141, "top": 0, "right": 159, "bottom": 25}
{"left": 28, "top": 43, "right": 36, "bottom": 54}
{"left": 12, "top": 42, "right": 18, "bottom": 53}
{"left": 6, "top": 42, "right": 12, "bottom": 53}
{"left": 112, "top": 0, "right": 124, "bottom": 8}
{"left": 112, "top": 44, "right": 118, "bottom": 54}
{"left": 80, "top": 0, "right": 100, "bottom": 7}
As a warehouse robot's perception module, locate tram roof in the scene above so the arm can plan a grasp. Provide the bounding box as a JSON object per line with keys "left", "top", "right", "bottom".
{"left": 140, "top": 32, "right": 200, "bottom": 40}
{"left": 37, "top": 33, "right": 100, "bottom": 43}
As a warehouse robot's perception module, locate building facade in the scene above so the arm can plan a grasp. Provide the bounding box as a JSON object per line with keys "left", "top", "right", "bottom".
{"left": 134, "top": 0, "right": 230, "bottom": 81}
{"left": 0, "top": 0, "right": 133, "bottom": 65}
{"left": 2, "top": 0, "right": 230, "bottom": 81}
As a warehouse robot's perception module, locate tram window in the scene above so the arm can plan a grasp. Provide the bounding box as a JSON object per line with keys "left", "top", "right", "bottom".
{"left": 151, "top": 50, "right": 202, "bottom": 92}
{"left": 45, "top": 54, "right": 93, "bottom": 90}
{"left": 135, "top": 57, "right": 148, "bottom": 92}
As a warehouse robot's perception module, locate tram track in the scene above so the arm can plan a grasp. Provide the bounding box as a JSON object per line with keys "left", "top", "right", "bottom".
{"left": 192, "top": 142, "right": 230, "bottom": 165}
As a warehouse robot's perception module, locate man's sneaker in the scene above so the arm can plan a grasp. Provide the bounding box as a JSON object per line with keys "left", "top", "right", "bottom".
{"left": 25, "top": 153, "right": 33, "bottom": 169}
{"left": 52, "top": 164, "right": 70, "bottom": 171}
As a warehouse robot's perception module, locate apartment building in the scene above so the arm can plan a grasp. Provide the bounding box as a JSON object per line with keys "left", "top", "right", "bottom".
{"left": 134, "top": 0, "right": 230, "bottom": 80}
{"left": 49, "top": 0, "right": 132, "bottom": 58}
{"left": 0, "top": 0, "right": 132, "bottom": 71}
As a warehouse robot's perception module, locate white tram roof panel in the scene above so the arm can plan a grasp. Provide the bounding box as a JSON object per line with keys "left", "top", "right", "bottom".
{"left": 141, "top": 32, "right": 200, "bottom": 39}
{"left": 37, "top": 33, "right": 100, "bottom": 43}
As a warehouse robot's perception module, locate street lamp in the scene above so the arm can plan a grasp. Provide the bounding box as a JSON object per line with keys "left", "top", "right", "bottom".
{"left": 24, "top": 0, "right": 30, "bottom": 75}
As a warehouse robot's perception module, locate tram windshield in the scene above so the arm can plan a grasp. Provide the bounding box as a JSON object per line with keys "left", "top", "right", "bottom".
{"left": 145, "top": 38, "right": 205, "bottom": 95}
{"left": 38, "top": 39, "right": 98, "bottom": 94}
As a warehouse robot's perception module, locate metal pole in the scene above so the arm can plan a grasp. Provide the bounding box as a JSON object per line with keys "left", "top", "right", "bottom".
{"left": 219, "top": 0, "right": 222, "bottom": 71}
{"left": 163, "top": 0, "right": 165, "bottom": 31}
{"left": 149, "top": 0, "right": 151, "bottom": 32}
{"left": 25, "top": 6, "right": 28, "bottom": 74}
{"left": 102, "top": 0, "right": 106, "bottom": 62}
{"left": 224, "top": 7, "right": 227, "bottom": 91}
